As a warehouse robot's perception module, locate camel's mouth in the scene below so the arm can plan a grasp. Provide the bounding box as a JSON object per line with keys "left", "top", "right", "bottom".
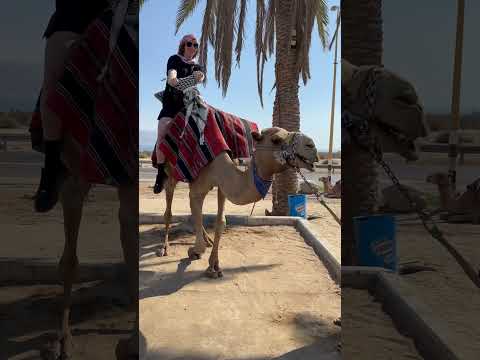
{"left": 295, "top": 154, "right": 315, "bottom": 171}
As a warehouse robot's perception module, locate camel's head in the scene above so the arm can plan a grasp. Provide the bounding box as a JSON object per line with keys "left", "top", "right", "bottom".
{"left": 342, "top": 59, "right": 428, "bottom": 161}
{"left": 252, "top": 127, "right": 319, "bottom": 172}
{"left": 426, "top": 172, "right": 450, "bottom": 186}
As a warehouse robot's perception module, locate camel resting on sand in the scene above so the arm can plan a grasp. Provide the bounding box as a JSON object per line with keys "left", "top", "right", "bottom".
{"left": 160, "top": 127, "right": 318, "bottom": 278}
{"left": 426, "top": 172, "right": 480, "bottom": 224}
{"left": 320, "top": 176, "right": 341, "bottom": 198}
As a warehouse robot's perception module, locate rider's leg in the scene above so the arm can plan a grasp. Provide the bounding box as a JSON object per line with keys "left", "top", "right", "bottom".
{"left": 35, "top": 31, "right": 80, "bottom": 212}
{"left": 153, "top": 117, "right": 172, "bottom": 194}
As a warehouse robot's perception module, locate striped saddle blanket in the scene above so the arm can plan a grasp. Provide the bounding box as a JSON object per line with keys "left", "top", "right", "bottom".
{"left": 30, "top": 10, "right": 138, "bottom": 186}
{"left": 154, "top": 107, "right": 258, "bottom": 182}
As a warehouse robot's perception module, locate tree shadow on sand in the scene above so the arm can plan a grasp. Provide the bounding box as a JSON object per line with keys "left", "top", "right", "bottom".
{"left": 140, "top": 313, "right": 340, "bottom": 360}
{"left": 0, "top": 280, "right": 134, "bottom": 359}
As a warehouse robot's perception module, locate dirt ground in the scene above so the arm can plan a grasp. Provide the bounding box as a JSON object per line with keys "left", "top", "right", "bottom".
{"left": 139, "top": 225, "right": 340, "bottom": 359}
{"left": 341, "top": 288, "right": 422, "bottom": 359}
{"left": 0, "top": 281, "right": 135, "bottom": 359}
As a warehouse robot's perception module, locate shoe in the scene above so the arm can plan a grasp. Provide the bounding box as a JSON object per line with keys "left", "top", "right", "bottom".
{"left": 34, "top": 140, "right": 64, "bottom": 212}
{"left": 153, "top": 165, "right": 166, "bottom": 194}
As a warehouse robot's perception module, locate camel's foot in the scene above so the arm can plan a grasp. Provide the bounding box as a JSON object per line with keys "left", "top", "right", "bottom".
{"left": 41, "top": 333, "right": 73, "bottom": 360}
{"left": 205, "top": 264, "right": 223, "bottom": 279}
{"left": 155, "top": 246, "right": 168, "bottom": 257}
{"left": 333, "top": 317, "right": 341, "bottom": 326}
{"left": 188, "top": 247, "right": 203, "bottom": 260}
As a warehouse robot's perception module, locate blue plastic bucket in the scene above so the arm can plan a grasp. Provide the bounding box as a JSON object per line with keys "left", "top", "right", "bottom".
{"left": 354, "top": 214, "right": 397, "bottom": 271}
{"left": 288, "top": 194, "right": 307, "bottom": 218}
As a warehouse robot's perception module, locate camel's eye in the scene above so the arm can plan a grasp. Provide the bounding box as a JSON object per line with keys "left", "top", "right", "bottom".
{"left": 306, "top": 143, "right": 315, "bottom": 149}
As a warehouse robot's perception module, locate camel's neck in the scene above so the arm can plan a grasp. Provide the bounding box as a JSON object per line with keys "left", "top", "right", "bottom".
{"left": 212, "top": 153, "right": 276, "bottom": 205}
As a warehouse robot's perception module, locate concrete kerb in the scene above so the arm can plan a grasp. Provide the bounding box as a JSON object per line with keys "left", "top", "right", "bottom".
{"left": 342, "top": 266, "right": 459, "bottom": 360}
{"left": 139, "top": 213, "right": 340, "bottom": 284}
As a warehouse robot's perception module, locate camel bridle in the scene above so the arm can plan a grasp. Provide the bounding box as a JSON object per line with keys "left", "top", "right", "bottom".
{"left": 342, "top": 66, "right": 415, "bottom": 156}
{"left": 254, "top": 132, "right": 312, "bottom": 168}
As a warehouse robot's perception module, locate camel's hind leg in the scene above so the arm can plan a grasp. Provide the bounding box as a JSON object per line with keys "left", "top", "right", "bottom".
{"left": 156, "top": 175, "right": 176, "bottom": 257}
{"left": 206, "top": 189, "right": 227, "bottom": 278}
{"left": 54, "top": 175, "right": 90, "bottom": 359}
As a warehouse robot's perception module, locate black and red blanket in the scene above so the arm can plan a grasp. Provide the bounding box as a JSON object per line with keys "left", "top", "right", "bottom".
{"left": 152, "top": 107, "right": 259, "bottom": 182}
{"left": 30, "top": 10, "right": 138, "bottom": 186}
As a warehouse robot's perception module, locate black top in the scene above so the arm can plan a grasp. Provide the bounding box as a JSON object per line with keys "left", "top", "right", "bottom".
{"left": 44, "top": 0, "right": 110, "bottom": 38}
{"left": 158, "top": 54, "right": 204, "bottom": 119}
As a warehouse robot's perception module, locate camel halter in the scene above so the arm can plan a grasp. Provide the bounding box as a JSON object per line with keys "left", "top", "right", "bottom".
{"left": 254, "top": 132, "right": 304, "bottom": 167}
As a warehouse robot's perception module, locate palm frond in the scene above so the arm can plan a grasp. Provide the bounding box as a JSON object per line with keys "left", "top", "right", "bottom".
{"left": 234, "top": 0, "right": 248, "bottom": 67}
{"left": 316, "top": 0, "right": 329, "bottom": 49}
{"left": 175, "top": 0, "right": 201, "bottom": 34}
{"left": 198, "top": 0, "right": 217, "bottom": 85}
{"left": 255, "top": 0, "right": 266, "bottom": 107}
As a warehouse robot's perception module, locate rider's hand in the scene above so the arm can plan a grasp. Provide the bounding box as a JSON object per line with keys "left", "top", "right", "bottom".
{"left": 167, "top": 77, "right": 178, "bottom": 87}
{"left": 193, "top": 71, "right": 204, "bottom": 83}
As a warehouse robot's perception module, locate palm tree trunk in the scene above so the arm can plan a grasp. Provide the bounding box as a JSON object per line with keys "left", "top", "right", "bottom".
{"left": 341, "top": 0, "right": 383, "bottom": 265}
{"left": 271, "top": 0, "right": 300, "bottom": 216}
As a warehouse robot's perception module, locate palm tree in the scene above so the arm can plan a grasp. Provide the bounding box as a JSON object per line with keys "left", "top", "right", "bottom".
{"left": 148, "top": 0, "right": 328, "bottom": 216}
{"left": 341, "top": 0, "right": 383, "bottom": 265}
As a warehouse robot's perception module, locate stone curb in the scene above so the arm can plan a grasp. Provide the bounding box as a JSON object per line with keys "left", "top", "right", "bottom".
{"left": 296, "top": 219, "right": 340, "bottom": 284}
{"left": 0, "top": 258, "right": 126, "bottom": 285}
{"left": 342, "top": 266, "right": 458, "bottom": 360}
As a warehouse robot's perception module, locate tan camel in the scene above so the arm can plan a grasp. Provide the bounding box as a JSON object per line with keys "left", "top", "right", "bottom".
{"left": 342, "top": 59, "right": 428, "bottom": 263}
{"left": 426, "top": 172, "right": 480, "bottom": 224}
{"left": 160, "top": 127, "right": 318, "bottom": 278}
{"left": 40, "top": 11, "right": 139, "bottom": 360}
{"left": 320, "top": 176, "right": 341, "bottom": 198}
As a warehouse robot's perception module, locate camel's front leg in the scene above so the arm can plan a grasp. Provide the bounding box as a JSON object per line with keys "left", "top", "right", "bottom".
{"left": 187, "top": 187, "right": 208, "bottom": 260}
{"left": 54, "top": 176, "right": 90, "bottom": 359}
{"left": 117, "top": 184, "right": 139, "bottom": 358}
{"left": 206, "top": 190, "right": 226, "bottom": 278}
{"left": 156, "top": 176, "right": 176, "bottom": 257}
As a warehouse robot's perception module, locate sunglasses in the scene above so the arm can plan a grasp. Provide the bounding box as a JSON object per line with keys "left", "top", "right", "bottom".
{"left": 186, "top": 41, "right": 199, "bottom": 49}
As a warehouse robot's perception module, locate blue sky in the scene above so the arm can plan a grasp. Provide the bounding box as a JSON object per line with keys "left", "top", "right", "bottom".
{"left": 140, "top": 0, "right": 341, "bottom": 151}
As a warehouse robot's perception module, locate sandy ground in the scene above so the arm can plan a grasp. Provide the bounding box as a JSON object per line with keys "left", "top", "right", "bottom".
{"left": 0, "top": 183, "right": 124, "bottom": 262}
{"left": 342, "top": 288, "right": 422, "bottom": 359}
{"left": 139, "top": 182, "right": 341, "bottom": 263}
{"left": 139, "top": 225, "right": 340, "bottom": 359}
{"left": 0, "top": 281, "right": 135, "bottom": 359}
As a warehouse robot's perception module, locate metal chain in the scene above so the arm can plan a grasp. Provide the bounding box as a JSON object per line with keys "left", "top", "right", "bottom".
{"left": 294, "top": 165, "right": 341, "bottom": 225}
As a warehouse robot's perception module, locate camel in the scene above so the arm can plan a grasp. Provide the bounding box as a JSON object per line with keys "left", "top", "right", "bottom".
{"left": 320, "top": 176, "right": 341, "bottom": 198}
{"left": 36, "top": 8, "right": 139, "bottom": 360}
{"left": 426, "top": 172, "right": 480, "bottom": 224}
{"left": 342, "top": 59, "right": 428, "bottom": 264}
{"left": 159, "top": 127, "right": 318, "bottom": 278}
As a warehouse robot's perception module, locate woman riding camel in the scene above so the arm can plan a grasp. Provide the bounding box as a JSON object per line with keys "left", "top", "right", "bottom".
{"left": 34, "top": 0, "right": 110, "bottom": 212}
{"left": 153, "top": 34, "right": 205, "bottom": 193}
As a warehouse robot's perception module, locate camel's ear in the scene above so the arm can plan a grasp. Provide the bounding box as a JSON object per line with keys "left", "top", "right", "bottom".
{"left": 271, "top": 129, "right": 288, "bottom": 145}
{"left": 341, "top": 59, "right": 357, "bottom": 87}
{"left": 252, "top": 131, "right": 263, "bottom": 142}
